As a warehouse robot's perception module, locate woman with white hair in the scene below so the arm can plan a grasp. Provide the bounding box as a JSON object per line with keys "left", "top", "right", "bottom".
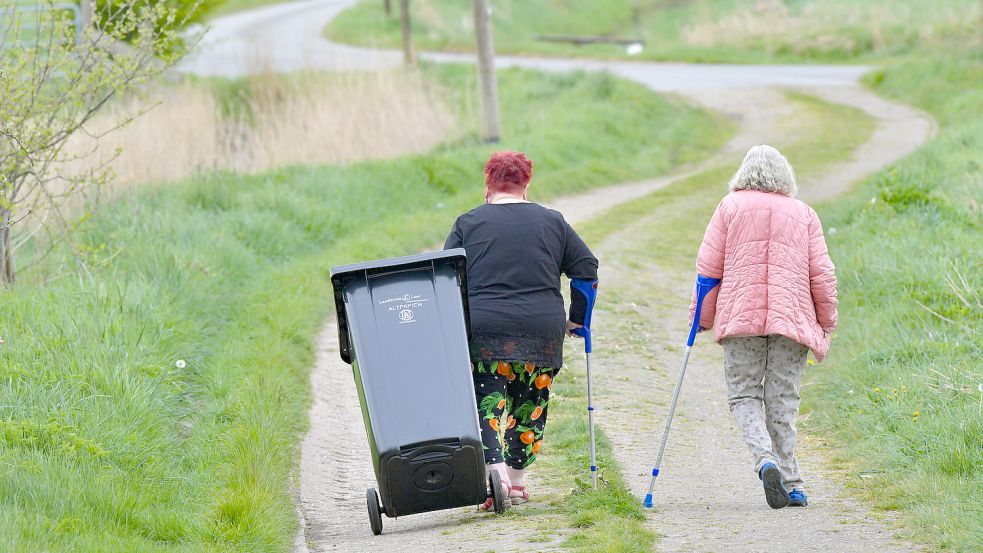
{"left": 690, "top": 145, "right": 838, "bottom": 509}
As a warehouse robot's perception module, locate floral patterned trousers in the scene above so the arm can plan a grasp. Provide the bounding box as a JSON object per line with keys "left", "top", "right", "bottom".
{"left": 473, "top": 360, "right": 558, "bottom": 469}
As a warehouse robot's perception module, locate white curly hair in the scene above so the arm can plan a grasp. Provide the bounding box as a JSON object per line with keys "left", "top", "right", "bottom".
{"left": 728, "top": 145, "right": 798, "bottom": 197}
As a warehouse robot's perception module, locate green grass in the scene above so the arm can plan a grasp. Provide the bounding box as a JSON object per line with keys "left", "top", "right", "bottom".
{"left": 0, "top": 64, "right": 730, "bottom": 551}
{"left": 325, "top": 0, "right": 981, "bottom": 64}
{"left": 522, "top": 375, "right": 659, "bottom": 552}
{"left": 800, "top": 49, "right": 983, "bottom": 551}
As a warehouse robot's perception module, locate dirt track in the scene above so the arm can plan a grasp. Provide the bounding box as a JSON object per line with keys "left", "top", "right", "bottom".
{"left": 180, "top": 2, "right": 935, "bottom": 551}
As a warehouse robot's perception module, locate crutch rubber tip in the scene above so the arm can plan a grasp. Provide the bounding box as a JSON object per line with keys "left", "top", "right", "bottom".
{"left": 643, "top": 494, "right": 654, "bottom": 508}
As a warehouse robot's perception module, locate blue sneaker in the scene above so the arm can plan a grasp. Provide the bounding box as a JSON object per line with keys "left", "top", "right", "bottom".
{"left": 758, "top": 462, "right": 789, "bottom": 509}
{"left": 788, "top": 489, "right": 808, "bottom": 507}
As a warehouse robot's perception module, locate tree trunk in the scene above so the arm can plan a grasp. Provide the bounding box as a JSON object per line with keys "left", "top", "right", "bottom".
{"left": 400, "top": 0, "right": 414, "bottom": 65}
{"left": 0, "top": 220, "right": 14, "bottom": 286}
{"left": 473, "top": 0, "right": 501, "bottom": 143}
{"left": 384, "top": 0, "right": 392, "bottom": 16}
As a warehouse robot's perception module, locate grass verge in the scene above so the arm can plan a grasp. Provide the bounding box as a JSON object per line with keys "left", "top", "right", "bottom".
{"left": 325, "top": 0, "right": 980, "bottom": 64}
{"left": 0, "top": 64, "right": 730, "bottom": 551}
{"left": 800, "top": 49, "right": 982, "bottom": 551}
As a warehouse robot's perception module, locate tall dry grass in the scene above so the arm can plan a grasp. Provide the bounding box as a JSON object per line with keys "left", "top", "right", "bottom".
{"left": 10, "top": 68, "right": 455, "bottom": 274}
{"left": 64, "top": 68, "right": 457, "bottom": 192}
{"left": 681, "top": 0, "right": 976, "bottom": 55}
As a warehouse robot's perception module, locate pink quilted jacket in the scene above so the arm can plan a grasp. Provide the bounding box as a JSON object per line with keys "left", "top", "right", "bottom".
{"left": 690, "top": 190, "right": 838, "bottom": 362}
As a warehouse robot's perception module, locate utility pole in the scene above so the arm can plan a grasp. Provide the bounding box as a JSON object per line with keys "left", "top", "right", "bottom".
{"left": 472, "top": 0, "right": 500, "bottom": 143}
{"left": 399, "top": 0, "right": 413, "bottom": 65}
{"left": 384, "top": 0, "right": 392, "bottom": 17}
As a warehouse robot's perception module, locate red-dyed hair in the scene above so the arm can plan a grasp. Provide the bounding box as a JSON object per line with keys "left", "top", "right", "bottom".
{"left": 484, "top": 151, "right": 533, "bottom": 197}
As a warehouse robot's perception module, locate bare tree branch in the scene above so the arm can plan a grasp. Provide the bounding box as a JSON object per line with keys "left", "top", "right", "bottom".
{"left": 0, "top": 211, "right": 32, "bottom": 231}
{"left": 1, "top": 0, "right": 194, "bottom": 286}
{"left": 0, "top": 129, "right": 35, "bottom": 165}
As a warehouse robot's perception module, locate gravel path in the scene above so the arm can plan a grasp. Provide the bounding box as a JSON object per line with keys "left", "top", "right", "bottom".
{"left": 181, "top": 2, "right": 935, "bottom": 551}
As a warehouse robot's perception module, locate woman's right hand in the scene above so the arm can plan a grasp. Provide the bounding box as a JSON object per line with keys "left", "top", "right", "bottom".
{"left": 566, "top": 320, "right": 584, "bottom": 337}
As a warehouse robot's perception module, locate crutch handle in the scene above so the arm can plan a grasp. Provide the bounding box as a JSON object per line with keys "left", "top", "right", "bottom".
{"left": 571, "top": 326, "right": 592, "bottom": 353}
{"left": 686, "top": 275, "right": 721, "bottom": 347}
{"left": 571, "top": 279, "right": 599, "bottom": 353}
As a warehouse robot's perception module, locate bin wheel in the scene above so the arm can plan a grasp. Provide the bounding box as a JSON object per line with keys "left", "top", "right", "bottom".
{"left": 367, "top": 488, "right": 383, "bottom": 535}
{"left": 488, "top": 470, "right": 506, "bottom": 514}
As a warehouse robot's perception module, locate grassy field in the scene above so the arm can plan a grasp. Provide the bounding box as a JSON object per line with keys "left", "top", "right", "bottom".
{"left": 801, "top": 49, "right": 983, "bottom": 551}
{"left": 0, "top": 65, "right": 730, "bottom": 551}
{"left": 325, "top": 0, "right": 980, "bottom": 63}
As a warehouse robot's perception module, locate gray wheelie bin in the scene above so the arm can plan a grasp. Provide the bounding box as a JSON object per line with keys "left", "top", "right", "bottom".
{"left": 330, "top": 249, "right": 506, "bottom": 536}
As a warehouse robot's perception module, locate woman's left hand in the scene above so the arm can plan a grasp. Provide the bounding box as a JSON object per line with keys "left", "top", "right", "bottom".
{"left": 566, "top": 321, "right": 584, "bottom": 337}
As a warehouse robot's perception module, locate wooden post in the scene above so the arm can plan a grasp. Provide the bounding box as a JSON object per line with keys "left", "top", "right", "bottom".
{"left": 399, "top": 0, "right": 413, "bottom": 65}
{"left": 384, "top": 0, "right": 392, "bottom": 16}
{"left": 472, "top": 0, "right": 500, "bottom": 143}
{"left": 80, "top": 0, "right": 94, "bottom": 29}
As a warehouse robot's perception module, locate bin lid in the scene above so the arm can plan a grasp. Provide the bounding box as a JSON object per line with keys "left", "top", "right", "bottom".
{"left": 330, "top": 249, "right": 470, "bottom": 364}
{"left": 330, "top": 249, "right": 466, "bottom": 279}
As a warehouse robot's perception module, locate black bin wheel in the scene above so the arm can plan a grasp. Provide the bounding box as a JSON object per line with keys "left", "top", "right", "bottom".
{"left": 488, "top": 469, "right": 506, "bottom": 514}
{"left": 367, "top": 488, "right": 383, "bottom": 535}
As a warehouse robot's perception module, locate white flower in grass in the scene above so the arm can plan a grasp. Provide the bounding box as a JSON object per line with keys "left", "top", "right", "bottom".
{"left": 176, "top": 359, "right": 187, "bottom": 369}
{"left": 828, "top": 227, "right": 837, "bottom": 235}
{"left": 869, "top": 197, "right": 877, "bottom": 205}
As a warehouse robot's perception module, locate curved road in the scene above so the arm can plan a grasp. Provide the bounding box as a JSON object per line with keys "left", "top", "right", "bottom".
{"left": 179, "top": 2, "right": 934, "bottom": 551}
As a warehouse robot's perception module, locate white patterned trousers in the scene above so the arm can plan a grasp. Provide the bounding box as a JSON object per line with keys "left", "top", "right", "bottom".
{"left": 722, "top": 334, "right": 809, "bottom": 491}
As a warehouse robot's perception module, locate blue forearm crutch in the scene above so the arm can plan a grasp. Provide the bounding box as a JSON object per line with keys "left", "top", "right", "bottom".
{"left": 643, "top": 274, "right": 721, "bottom": 508}
{"left": 571, "top": 278, "right": 598, "bottom": 489}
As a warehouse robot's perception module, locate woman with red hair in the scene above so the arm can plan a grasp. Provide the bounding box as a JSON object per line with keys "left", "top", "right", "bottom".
{"left": 445, "top": 151, "right": 598, "bottom": 509}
